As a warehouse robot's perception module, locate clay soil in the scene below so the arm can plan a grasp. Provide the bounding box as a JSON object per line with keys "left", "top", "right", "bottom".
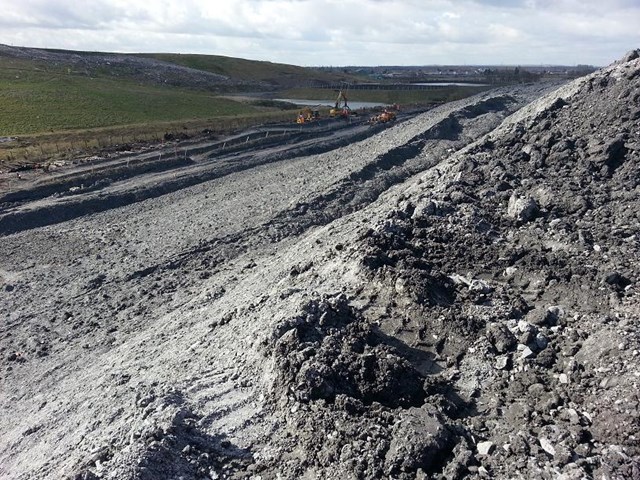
{"left": 1, "top": 51, "right": 639, "bottom": 480}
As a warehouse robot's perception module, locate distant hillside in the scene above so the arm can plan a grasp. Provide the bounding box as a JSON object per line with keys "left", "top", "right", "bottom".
{"left": 0, "top": 44, "right": 358, "bottom": 165}
{"left": 0, "top": 44, "right": 355, "bottom": 91}
{"left": 0, "top": 60, "right": 259, "bottom": 136}
{"left": 0, "top": 44, "right": 359, "bottom": 137}
{"left": 143, "top": 53, "right": 354, "bottom": 89}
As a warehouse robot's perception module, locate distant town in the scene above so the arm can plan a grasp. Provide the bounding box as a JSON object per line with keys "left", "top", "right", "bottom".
{"left": 317, "top": 64, "right": 598, "bottom": 84}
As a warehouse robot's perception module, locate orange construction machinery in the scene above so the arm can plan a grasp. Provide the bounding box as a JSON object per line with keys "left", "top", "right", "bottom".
{"left": 296, "top": 107, "right": 320, "bottom": 124}
{"left": 369, "top": 106, "right": 398, "bottom": 125}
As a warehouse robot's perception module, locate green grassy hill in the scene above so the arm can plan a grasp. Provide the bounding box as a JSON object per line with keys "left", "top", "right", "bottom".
{"left": 0, "top": 44, "right": 482, "bottom": 167}
{"left": 144, "top": 53, "right": 349, "bottom": 87}
{"left": 0, "top": 48, "right": 317, "bottom": 166}
{"left": 0, "top": 57, "right": 256, "bottom": 136}
{"left": 0, "top": 45, "right": 359, "bottom": 140}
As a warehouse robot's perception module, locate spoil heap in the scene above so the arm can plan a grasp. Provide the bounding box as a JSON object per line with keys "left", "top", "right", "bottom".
{"left": 1, "top": 51, "right": 638, "bottom": 480}
{"left": 255, "top": 50, "right": 640, "bottom": 479}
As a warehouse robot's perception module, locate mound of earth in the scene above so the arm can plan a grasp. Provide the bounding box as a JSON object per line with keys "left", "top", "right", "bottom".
{"left": 1, "top": 51, "right": 639, "bottom": 480}
{"left": 245, "top": 51, "right": 640, "bottom": 480}
{"left": 0, "top": 44, "right": 242, "bottom": 89}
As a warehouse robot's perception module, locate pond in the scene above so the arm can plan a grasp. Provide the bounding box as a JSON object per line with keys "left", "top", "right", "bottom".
{"left": 273, "top": 98, "right": 387, "bottom": 109}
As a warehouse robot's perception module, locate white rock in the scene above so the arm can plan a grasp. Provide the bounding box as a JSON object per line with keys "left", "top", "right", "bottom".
{"left": 559, "top": 373, "right": 569, "bottom": 384}
{"left": 394, "top": 277, "right": 408, "bottom": 295}
{"left": 470, "top": 279, "right": 493, "bottom": 293}
{"left": 539, "top": 437, "right": 556, "bottom": 456}
{"left": 507, "top": 195, "right": 539, "bottom": 223}
{"left": 521, "top": 347, "right": 535, "bottom": 359}
{"left": 495, "top": 356, "right": 509, "bottom": 370}
{"left": 477, "top": 441, "right": 494, "bottom": 455}
{"left": 504, "top": 266, "right": 518, "bottom": 277}
{"left": 567, "top": 408, "right": 580, "bottom": 424}
{"left": 518, "top": 320, "right": 532, "bottom": 333}
{"left": 449, "top": 273, "right": 471, "bottom": 286}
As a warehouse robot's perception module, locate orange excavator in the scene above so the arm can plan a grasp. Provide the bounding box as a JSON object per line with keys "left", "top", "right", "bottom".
{"left": 296, "top": 107, "right": 320, "bottom": 124}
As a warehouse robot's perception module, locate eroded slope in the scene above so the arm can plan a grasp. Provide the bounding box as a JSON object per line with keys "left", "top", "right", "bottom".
{"left": 1, "top": 51, "right": 638, "bottom": 480}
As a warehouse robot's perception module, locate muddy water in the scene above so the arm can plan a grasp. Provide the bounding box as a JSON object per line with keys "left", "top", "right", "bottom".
{"left": 273, "top": 98, "right": 386, "bottom": 109}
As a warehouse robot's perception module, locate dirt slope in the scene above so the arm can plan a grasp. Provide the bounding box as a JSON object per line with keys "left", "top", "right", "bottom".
{"left": 0, "top": 44, "right": 345, "bottom": 91}
{"left": 1, "top": 51, "right": 639, "bottom": 480}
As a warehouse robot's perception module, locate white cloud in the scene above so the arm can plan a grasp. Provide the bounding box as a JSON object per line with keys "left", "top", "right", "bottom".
{"left": 0, "top": 0, "right": 638, "bottom": 65}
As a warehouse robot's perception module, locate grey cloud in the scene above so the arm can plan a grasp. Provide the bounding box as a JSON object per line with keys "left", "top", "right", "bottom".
{"left": 0, "top": 0, "right": 638, "bottom": 66}
{"left": 468, "top": 0, "right": 531, "bottom": 7}
{"left": 0, "top": 0, "right": 151, "bottom": 30}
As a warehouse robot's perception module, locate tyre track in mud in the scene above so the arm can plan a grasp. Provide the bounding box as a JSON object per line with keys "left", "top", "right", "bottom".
{"left": 0, "top": 120, "right": 389, "bottom": 236}
{"left": 0, "top": 95, "right": 517, "bottom": 237}
{"left": 98, "top": 94, "right": 526, "bottom": 285}
{"left": 0, "top": 89, "right": 539, "bottom": 331}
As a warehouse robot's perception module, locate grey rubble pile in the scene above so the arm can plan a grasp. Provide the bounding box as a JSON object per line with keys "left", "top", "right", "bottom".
{"left": 1, "top": 50, "right": 639, "bottom": 480}
{"left": 255, "top": 50, "right": 640, "bottom": 479}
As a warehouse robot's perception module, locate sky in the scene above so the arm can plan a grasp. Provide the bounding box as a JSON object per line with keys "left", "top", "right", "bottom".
{"left": 0, "top": 0, "right": 639, "bottom": 66}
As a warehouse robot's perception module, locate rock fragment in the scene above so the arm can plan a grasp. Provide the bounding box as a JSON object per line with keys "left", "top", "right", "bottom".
{"left": 539, "top": 437, "right": 556, "bottom": 456}
{"left": 385, "top": 407, "right": 453, "bottom": 474}
{"left": 477, "top": 441, "right": 494, "bottom": 456}
{"left": 521, "top": 346, "right": 535, "bottom": 359}
{"left": 495, "top": 356, "right": 509, "bottom": 370}
{"left": 469, "top": 279, "right": 493, "bottom": 293}
{"left": 486, "top": 323, "right": 517, "bottom": 354}
{"left": 507, "top": 195, "right": 539, "bottom": 223}
{"left": 603, "top": 271, "right": 631, "bottom": 290}
{"left": 535, "top": 332, "right": 549, "bottom": 351}
{"left": 412, "top": 199, "right": 437, "bottom": 219}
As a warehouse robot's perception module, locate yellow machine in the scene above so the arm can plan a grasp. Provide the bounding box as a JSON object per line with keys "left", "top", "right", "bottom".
{"left": 296, "top": 107, "right": 320, "bottom": 124}
{"left": 369, "top": 104, "right": 399, "bottom": 124}
{"left": 369, "top": 109, "right": 396, "bottom": 124}
{"left": 329, "top": 86, "right": 352, "bottom": 118}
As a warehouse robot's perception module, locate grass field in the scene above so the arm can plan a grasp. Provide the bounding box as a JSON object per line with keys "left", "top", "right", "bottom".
{"left": 0, "top": 110, "right": 298, "bottom": 168}
{"left": 0, "top": 50, "right": 490, "bottom": 169}
{"left": 0, "top": 59, "right": 257, "bottom": 136}
{"left": 0, "top": 56, "right": 298, "bottom": 167}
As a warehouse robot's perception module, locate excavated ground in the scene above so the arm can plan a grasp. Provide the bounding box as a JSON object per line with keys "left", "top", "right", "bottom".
{"left": 1, "top": 51, "right": 639, "bottom": 480}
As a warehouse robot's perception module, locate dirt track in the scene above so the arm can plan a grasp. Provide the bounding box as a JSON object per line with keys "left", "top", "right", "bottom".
{"left": 1, "top": 53, "right": 639, "bottom": 480}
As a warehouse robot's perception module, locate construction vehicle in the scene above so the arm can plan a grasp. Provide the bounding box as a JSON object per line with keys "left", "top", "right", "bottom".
{"left": 296, "top": 107, "right": 320, "bottom": 124}
{"left": 329, "top": 86, "right": 352, "bottom": 118}
{"left": 369, "top": 108, "right": 397, "bottom": 125}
